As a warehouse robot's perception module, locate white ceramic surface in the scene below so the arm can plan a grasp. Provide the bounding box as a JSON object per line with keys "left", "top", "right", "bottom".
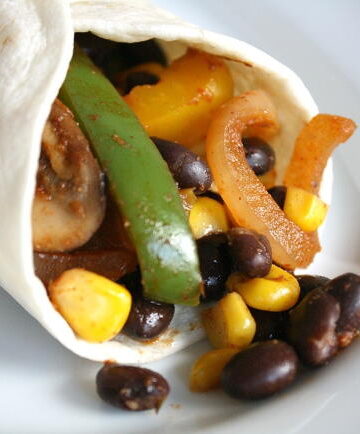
{"left": 1, "top": 1, "right": 359, "bottom": 433}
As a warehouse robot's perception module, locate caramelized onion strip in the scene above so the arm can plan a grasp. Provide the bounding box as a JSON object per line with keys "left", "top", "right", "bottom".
{"left": 284, "top": 114, "right": 356, "bottom": 194}
{"left": 206, "top": 90, "right": 320, "bottom": 269}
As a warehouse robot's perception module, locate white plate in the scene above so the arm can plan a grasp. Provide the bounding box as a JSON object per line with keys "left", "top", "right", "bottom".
{"left": 1, "top": 1, "right": 360, "bottom": 433}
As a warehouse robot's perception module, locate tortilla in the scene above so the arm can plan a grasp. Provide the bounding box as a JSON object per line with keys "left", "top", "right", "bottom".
{"left": 0, "top": 0, "right": 331, "bottom": 363}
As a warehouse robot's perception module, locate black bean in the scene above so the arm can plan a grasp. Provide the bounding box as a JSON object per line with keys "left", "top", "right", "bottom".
{"left": 324, "top": 273, "right": 360, "bottom": 348}
{"left": 117, "top": 39, "right": 167, "bottom": 68}
{"left": 268, "top": 186, "right": 287, "bottom": 209}
{"left": 251, "top": 309, "right": 288, "bottom": 341}
{"left": 123, "top": 297, "right": 175, "bottom": 340}
{"left": 152, "top": 137, "right": 212, "bottom": 192}
{"left": 222, "top": 340, "right": 298, "bottom": 400}
{"left": 243, "top": 137, "right": 275, "bottom": 176}
{"left": 75, "top": 32, "right": 122, "bottom": 70}
{"left": 75, "top": 33, "right": 166, "bottom": 81}
{"left": 288, "top": 288, "right": 340, "bottom": 366}
{"left": 296, "top": 274, "right": 330, "bottom": 302}
{"left": 118, "top": 268, "right": 142, "bottom": 295}
{"left": 123, "top": 71, "right": 159, "bottom": 94}
{"left": 119, "top": 268, "right": 174, "bottom": 340}
{"left": 197, "top": 233, "right": 231, "bottom": 302}
{"left": 227, "top": 227, "right": 272, "bottom": 278}
{"left": 96, "top": 363, "right": 169, "bottom": 411}
{"left": 199, "top": 191, "right": 224, "bottom": 204}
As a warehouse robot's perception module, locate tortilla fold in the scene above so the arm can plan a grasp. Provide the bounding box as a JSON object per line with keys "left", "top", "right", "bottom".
{"left": 0, "top": 0, "right": 331, "bottom": 363}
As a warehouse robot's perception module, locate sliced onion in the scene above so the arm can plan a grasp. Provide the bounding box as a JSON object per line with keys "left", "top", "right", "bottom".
{"left": 206, "top": 90, "right": 320, "bottom": 269}
{"left": 284, "top": 114, "right": 356, "bottom": 194}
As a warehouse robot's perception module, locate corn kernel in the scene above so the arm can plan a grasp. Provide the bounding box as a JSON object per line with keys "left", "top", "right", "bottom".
{"left": 48, "top": 268, "right": 132, "bottom": 342}
{"left": 179, "top": 188, "right": 198, "bottom": 214}
{"left": 284, "top": 186, "right": 328, "bottom": 232}
{"left": 230, "top": 265, "right": 300, "bottom": 312}
{"left": 189, "top": 197, "right": 229, "bottom": 239}
{"left": 189, "top": 348, "right": 239, "bottom": 392}
{"left": 201, "top": 292, "right": 256, "bottom": 349}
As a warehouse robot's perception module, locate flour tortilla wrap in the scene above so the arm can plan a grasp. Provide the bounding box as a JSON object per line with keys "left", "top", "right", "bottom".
{"left": 0, "top": 0, "right": 331, "bottom": 363}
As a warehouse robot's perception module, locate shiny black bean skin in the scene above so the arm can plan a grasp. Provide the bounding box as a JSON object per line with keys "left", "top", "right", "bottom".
{"left": 227, "top": 227, "right": 272, "bottom": 278}
{"left": 152, "top": 137, "right": 212, "bottom": 192}
{"left": 251, "top": 309, "right": 288, "bottom": 341}
{"left": 118, "top": 268, "right": 142, "bottom": 295}
{"left": 296, "top": 274, "right": 330, "bottom": 302}
{"left": 288, "top": 288, "right": 340, "bottom": 366}
{"left": 199, "top": 191, "right": 224, "bottom": 204}
{"left": 123, "top": 297, "right": 175, "bottom": 340}
{"left": 124, "top": 71, "right": 159, "bottom": 94}
{"left": 119, "top": 268, "right": 174, "bottom": 340}
{"left": 96, "top": 364, "right": 170, "bottom": 411}
{"left": 222, "top": 340, "right": 299, "bottom": 400}
{"left": 243, "top": 137, "right": 275, "bottom": 176}
{"left": 197, "top": 233, "right": 231, "bottom": 302}
{"left": 324, "top": 273, "right": 360, "bottom": 348}
{"left": 268, "top": 186, "right": 287, "bottom": 209}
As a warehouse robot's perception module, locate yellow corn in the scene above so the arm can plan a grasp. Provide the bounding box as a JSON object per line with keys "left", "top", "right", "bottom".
{"left": 284, "top": 186, "right": 328, "bottom": 232}
{"left": 179, "top": 188, "right": 198, "bottom": 214}
{"left": 201, "top": 292, "right": 256, "bottom": 349}
{"left": 48, "top": 268, "right": 132, "bottom": 342}
{"left": 230, "top": 265, "right": 300, "bottom": 312}
{"left": 189, "top": 348, "right": 239, "bottom": 392}
{"left": 189, "top": 197, "right": 229, "bottom": 239}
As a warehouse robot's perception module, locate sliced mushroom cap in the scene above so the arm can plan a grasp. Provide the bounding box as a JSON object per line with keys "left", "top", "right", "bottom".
{"left": 32, "top": 99, "right": 106, "bottom": 252}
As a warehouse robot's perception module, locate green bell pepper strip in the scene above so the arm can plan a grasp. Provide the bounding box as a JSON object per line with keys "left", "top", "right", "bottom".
{"left": 59, "top": 46, "right": 201, "bottom": 306}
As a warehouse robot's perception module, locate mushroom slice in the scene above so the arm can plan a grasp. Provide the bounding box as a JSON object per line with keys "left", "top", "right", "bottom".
{"left": 32, "top": 99, "right": 105, "bottom": 252}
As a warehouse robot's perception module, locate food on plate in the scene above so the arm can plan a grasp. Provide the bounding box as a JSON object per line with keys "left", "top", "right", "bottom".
{"left": 243, "top": 137, "right": 275, "bottom": 176}
{"left": 96, "top": 363, "right": 170, "bottom": 411}
{"left": 205, "top": 92, "right": 354, "bottom": 270}
{"left": 196, "top": 233, "right": 230, "bottom": 302}
{"left": 122, "top": 271, "right": 175, "bottom": 341}
{"left": 228, "top": 265, "right": 300, "bottom": 312}
{"left": 250, "top": 308, "right": 288, "bottom": 342}
{"left": 227, "top": 227, "right": 272, "bottom": 278}
{"left": 60, "top": 46, "right": 201, "bottom": 307}
{"left": 267, "top": 185, "right": 287, "bottom": 209}
{"left": 295, "top": 274, "right": 330, "bottom": 301}
{"left": 48, "top": 268, "right": 132, "bottom": 342}
{"left": 323, "top": 273, "right": 360, "bottom": 348}
{"left": 33, "top": 99, "right": 106, "bottom": 252}
{"left": 188, "top": 196, "right": 229, "bottom": 239}
{"left": 288, "top": 288, "right": 340, "bottom": 366}
{"left": 221, "top": 340, "right": 299, "bottom": 399}
{"left": 284, "top": 114, "right": 356, "bottom": 194}
{"left": 0, "top": 0, "right": 358, "bottom": 413}
{"left": 125, "top": 49, "right": 234, "bottom": 147}
{"left": 151, "top": 137, "right": 213, "bottom": 193}
{"left": 189, "top": 348, "right": 239, "bottom": 392}
{"left": 201, "top": 292, "right": 256, "bottom": 349}
{"left": 283, "top": 186, "right": 328, "bottom": 232}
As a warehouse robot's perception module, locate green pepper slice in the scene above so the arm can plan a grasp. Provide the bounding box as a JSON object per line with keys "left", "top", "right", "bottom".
{"left": 59, "top": 46, "right": 201, "bottom": 306}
